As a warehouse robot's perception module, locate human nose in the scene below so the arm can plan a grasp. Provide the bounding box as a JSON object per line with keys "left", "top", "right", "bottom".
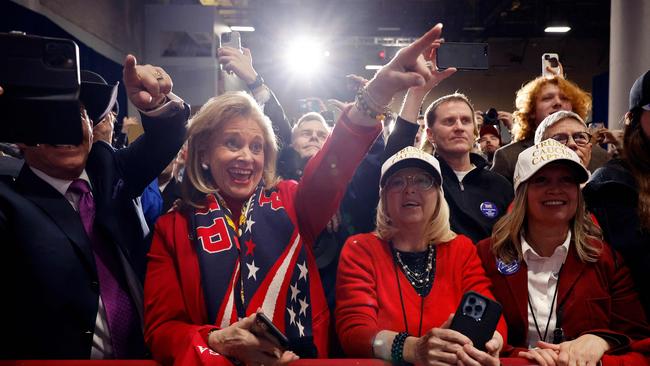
{"left": 564, "top": 135, "right": 578, "bottom": 150}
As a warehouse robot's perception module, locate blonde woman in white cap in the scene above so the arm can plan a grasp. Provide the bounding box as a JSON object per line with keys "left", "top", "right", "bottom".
{"left": 476, "top": 139, "right": 650, "bottom": 366}
{"left": 336, "top": 146, "right": 506, "bottom": 366}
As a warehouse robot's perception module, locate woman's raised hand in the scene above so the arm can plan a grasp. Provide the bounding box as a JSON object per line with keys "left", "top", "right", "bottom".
{"left": 365, "top": 23, "right": 449, "bottom": 108}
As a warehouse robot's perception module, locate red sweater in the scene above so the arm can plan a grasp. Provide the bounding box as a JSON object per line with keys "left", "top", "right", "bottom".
{"left": 335, "top": 233, "right": 507, "bottom": 357}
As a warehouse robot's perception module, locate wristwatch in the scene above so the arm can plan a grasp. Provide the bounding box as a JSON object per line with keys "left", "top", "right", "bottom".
{"left": 247, "top": 74, "right": 264, "bottom": 90}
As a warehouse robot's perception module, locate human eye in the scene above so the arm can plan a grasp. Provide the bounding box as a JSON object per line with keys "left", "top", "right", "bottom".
{"left": 574, "top": 132, "right": 590, "bottom": 145}
{"left": 551, "top": 133, "right": 569, "bottom": 144}
{"left": 415, "top": 174, "right": 433, "bottom": 189}
{"left": 529, "top": 176, "right": 547, "bottom": 185}
{"left": 317, "top": 131, "right": 328, "bottom": 140}
{"left": 223, "top": 136, "right": 241, "bottom": 150}
{"left": 386, "top": 176, "right": 406, "bottom": 191}
{"left": 250, "top": 140, "right": 264, "bottom": 154}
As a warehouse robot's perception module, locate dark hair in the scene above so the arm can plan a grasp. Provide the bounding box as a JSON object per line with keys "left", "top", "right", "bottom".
{"left": 622, "top": 108, "right": 650, "bottom": 229}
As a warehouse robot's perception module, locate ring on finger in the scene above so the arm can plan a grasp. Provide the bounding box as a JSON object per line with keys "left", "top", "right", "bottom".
{"left": 153, "top": 70, "right": 164, "bottom": 80}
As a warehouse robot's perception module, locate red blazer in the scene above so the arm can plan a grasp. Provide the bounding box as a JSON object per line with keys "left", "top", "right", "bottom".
{"left": 477, "top": 238, "right": 650, "bottom": 365}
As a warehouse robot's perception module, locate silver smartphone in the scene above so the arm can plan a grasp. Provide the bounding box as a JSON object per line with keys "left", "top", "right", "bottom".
{"left": 218, "top": 31, "right": 248, "bottom": 94}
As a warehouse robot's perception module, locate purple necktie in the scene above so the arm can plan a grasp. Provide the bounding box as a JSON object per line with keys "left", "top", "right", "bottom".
{"left": 68, "top": 179, "right": 140, "bottom": 358}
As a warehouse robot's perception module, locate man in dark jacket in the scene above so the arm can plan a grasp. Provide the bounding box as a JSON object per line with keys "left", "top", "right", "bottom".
{"left": 386, "top": 92, "right": 513, "bottom": 243}
{"left": 0, "top": 54, "right": 188, "bottom": 359}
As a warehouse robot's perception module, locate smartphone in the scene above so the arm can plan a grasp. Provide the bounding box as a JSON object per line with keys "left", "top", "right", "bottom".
{"left": 254, "top": 313, "right": 289, "bottom": 348}
{"left": 450, "top": 291, "right": 502, "bottom": 351}
{"left": 0, "top": 32, "right": 83, "bottom": 145}
{"left": 217, "top": 31, "right": 248, "bottom": 94}
{"left": 542, "top": 53, "right": 560, "bottom": 78}
{"left": 437, "top": 42, "right": 489, "bottom": 70}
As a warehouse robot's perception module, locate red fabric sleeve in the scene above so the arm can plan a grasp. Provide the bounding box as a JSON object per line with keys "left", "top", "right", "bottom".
{"left": 335, "top": 236, "right": 381, "bottom": 358}
{"left": 295, "top": 107, "right": 381, "bottom": 245}
{"left": 144, "top": 213, "right": 232, "bottom": 366}
{"left": 455, "top": 236, "right": 509, "bottom": 344}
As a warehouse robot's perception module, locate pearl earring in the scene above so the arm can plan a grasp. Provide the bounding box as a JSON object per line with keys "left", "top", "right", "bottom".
{"left": 201, "top": 163, "right": 209, "bottom": 170}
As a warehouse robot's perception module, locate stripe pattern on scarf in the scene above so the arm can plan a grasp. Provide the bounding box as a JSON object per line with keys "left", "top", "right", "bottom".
{"left": 192, "top": 185, "right": 314, "bottom": 343}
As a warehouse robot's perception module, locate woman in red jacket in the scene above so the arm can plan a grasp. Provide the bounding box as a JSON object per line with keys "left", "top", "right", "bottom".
{"left": 144, "top": 24, "right": 458, "bottom": 366}
{"left": 336, "top": 146, "right": 506, "bottom": 366}
{"left": 477, "top": 139, "right": 650, "bottom": 366}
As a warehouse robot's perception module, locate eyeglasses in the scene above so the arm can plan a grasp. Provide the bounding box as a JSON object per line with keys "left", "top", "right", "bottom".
{"left": 550, "top": 131, "right": 592, "bottom": 146}
{"left": 385, "top": 173, "right": 435, "bottom": 193}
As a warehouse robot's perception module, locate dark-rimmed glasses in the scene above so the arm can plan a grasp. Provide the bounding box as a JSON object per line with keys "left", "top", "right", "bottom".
{"left": 550, "top": 131, "right": 592, "bottom": 147}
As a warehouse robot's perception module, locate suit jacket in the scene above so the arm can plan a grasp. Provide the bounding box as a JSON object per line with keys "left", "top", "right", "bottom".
{"left": 491, "top": 138, "right": 610, "bottom": 184}
{"left": 477, "top": 238, "right": 650, "bottom": 365}
{"left": 0, "top": 107, "right": 188, "bottom": 359}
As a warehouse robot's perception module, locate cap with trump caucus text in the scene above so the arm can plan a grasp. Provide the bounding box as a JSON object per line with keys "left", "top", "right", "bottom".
{"left": 513, "top": 139, "right": 589, "bottom": 192}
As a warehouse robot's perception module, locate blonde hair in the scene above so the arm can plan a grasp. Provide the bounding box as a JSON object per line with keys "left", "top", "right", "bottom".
{"left": 512, "top": 76, "right": 591, "bottom": 142}
{"left": 182, "top": 92, "right": 279, "bottom": 208}
{"left": 375, "top": 184, "right": 456, "bottom": 244}
{"left": 491, "top": 179, "right": 602, "bottom": 264}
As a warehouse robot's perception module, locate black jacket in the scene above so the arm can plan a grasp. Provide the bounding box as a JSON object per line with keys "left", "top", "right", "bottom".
{"left": 0, "top": 107, "right": 189, "bottom": 359}
{"left": 584, "top": 159, "right": 650, "bottom": 317}
{"left": 437, "top": 153, "right": 513, "bottom": 243}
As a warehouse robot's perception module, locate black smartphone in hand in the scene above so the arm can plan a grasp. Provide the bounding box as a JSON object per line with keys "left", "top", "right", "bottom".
{"left": 254, "top": 313, "right": 289, "bottom": 348}
{"left": 436, "top": 42, "right": 489, "bottom": 70}
{"left": 450, "top": 291, "right": 502, "bottom": 351}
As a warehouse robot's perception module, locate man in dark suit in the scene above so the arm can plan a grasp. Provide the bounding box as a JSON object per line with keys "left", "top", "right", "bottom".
{"left": 0, "top": 54, "right": 189, "bottom": 359}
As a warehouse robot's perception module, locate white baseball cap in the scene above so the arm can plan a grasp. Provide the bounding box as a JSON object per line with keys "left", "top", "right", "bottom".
{"left": 513, "top": 139, "right": 590, "bottom": 191}
{"left": 534, "top": 110, "right": 587, "bottom": 144}
{"left": 380, "top": 146, "right": 442, "bottom": 188}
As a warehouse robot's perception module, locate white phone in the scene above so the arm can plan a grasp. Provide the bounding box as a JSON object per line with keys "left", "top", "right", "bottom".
{"left": 542, "top": 53, "right": 560, "bottom": 78}
{"left": 218, "top": 31, "right": 248, "bottom": 94}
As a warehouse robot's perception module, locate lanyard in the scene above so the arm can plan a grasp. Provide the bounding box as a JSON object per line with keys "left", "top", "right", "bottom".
{"left": 527, "top": 266, "right": 562, "bottom": 344}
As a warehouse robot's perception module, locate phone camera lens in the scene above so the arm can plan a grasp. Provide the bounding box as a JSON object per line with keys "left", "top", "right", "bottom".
{"left": 468, "top": 297, "right": 476, "bottom": 304}
{"left": 464, "top": 306, "right": 473, "bottom": 314}
{"left": 474, "top": 305, "right": 483, "bottom": 313}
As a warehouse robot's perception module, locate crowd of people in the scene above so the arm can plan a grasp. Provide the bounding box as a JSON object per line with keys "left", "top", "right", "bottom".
{"left": 1, "top": 20, "right": 650, "bottom": 366}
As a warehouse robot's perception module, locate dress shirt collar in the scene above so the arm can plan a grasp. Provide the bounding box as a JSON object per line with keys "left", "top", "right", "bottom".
{"left": 521, "top": 230, "right": 571, "bottom": 267}
{"left": 30, "top": 166, "right": 92, "bottom": 195}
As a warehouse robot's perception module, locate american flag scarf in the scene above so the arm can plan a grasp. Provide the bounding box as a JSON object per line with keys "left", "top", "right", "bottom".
{"left": 192, "top": 185, "right": 315, "bottom": 344}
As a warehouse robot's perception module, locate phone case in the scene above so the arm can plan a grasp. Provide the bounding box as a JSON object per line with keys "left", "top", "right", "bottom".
{"left": 449, "top": 291, "right": 502, "bottom": 351}
{"left": 542, "top": 53, "right": 560, "bottom": 77}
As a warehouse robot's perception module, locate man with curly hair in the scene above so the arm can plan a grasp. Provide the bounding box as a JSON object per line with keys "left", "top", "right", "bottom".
{"left": 491, "top": 76, "right": 609, "bottom": 184}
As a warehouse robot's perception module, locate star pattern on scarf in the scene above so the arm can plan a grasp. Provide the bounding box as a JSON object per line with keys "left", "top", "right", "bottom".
{"left": 246, "top": 260, "right": 260, "bottom": 281}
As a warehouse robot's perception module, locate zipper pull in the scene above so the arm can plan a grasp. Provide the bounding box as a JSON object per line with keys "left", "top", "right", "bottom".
{"left": 459, "top": 181, "right": 464, "bottom": 191}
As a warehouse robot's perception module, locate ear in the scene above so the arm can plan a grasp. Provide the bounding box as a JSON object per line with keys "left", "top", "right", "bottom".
{"left": 624, "top": 111, "right": 633, "bottom": 126}
{"left": 426, "top": 127, "right": 436, "bottom": 144}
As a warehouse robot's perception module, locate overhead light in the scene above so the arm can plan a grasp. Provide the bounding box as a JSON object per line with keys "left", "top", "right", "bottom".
{"left": 378, "top": 27, "right": 400, "bottom": 32}
{"left": 544, "top": 26, "right": 571, "bottom": 33}
{"left": 230, "top": 26, "right": 255, "bottom": 32}
{"left": 285, "top": 37, "right": 327, "bottom": 77}
{"left": 365, "top": 65, "right": 382, "bottom": 70}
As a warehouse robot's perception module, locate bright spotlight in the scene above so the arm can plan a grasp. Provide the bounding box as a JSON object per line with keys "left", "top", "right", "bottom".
{"left": 285, "top": 37, "right": 326, "bottom": 76}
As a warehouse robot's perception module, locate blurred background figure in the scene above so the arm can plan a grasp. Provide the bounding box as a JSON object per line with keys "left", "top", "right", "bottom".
{"left": 478, "top": 124, "right": 501, "bottom": 165}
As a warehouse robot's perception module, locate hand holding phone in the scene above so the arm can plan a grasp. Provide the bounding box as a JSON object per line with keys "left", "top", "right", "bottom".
{"left": 450, "top": 291, "right": 502, "bottom": 351}
{"left": 542, "top": 53, "right": 561, "bottom": 78}
{"left": 253, "top": 313, "right": 289, "bottom": 348}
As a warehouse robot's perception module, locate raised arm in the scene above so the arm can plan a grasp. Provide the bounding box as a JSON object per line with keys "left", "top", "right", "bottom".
{"left": 112, "top": 55, "right": 189, "bottom": 198}
{"left": 295, "top": 23, "right": 454, "bottom": 244}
